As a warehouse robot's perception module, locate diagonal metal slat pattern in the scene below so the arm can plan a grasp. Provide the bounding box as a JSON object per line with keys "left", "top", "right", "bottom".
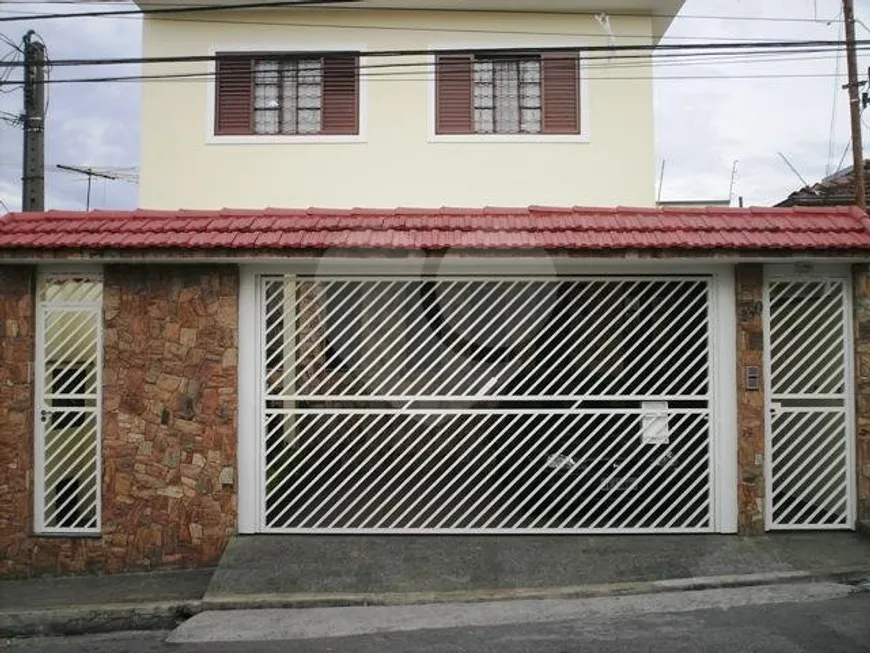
{"left": 766, "top": 279, "right": 851, "bottom": 530}
{"left": 260, "top": 276, "right": 713, "bottom": 533}
{"left": 266, "top": 278, "right": 710, "bottom": 400}
{"left": 36, "top": 274, "right": 103, "bottom": 533}
{"left": 769, "top": 411, "right": 849, "bottom": 527}
{"left": 769, "top": 280, "right": 846, "bottom": 396}
{"left": 263, "top": 410, "right": 712, "bottom": 531}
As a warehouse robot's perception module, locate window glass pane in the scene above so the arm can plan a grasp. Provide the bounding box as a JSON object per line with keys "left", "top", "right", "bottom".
{"left": 281, "top": 61, "right": 298, "bottom": 134}
{"left": 298, "top": 109, "right": 321, "bottom": 134}
{"left": 520, "top": 59, "right": 540, "bottom": 83}
{"left": 520, "top": 82, "right": 541, "bottom": 105}
{"left": 298, "top": 82, "right": 321, "bottom": 109}
{"left": 473, "top": 60, "right": 494, "bottom": 84}
{"left": 493, "top": 60, "right": 520, "bottom": 134}
{"left": 521, "top": 108, "right": 541, "bottom": 133}
{"left": 254, "top": 59, "right": 281, "bottom": 134}
{"left": 519, "top": 58, "right": 542, "bottom": 133}
{"left": 298, "top": 59, "right": 322, "bottom": 83}
{"left": 254, "top": 57, "right": 324, "bottom": 135}
{"left": 472, "top": 56, "right": 540, "bottom": 134}
{"left": 254, "top": 60, "right": 279, "bottom": 83}
{"left": 255, "top": 109, "right": 280, "bottom": 134}
{"left": 474, "top": 108, "right": 494, "bottom": 133}
{"left": 255, "top": 83, "right": 279, "bottom": 110}
{"left": 473, "top": 59, "right": 494, "bottom": 133}
{"left": 474, "top": 81, "right": 493, "bottom": 108}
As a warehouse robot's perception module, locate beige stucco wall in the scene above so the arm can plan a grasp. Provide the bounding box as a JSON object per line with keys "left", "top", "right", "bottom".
{"left": 139, "top": 9, "right": 657, "bottom": 209}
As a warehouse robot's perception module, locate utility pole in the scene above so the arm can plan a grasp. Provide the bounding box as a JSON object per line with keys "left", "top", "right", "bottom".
{"left": 844, "top": 0, "right": 866, "bottom": 210}
{"left": 56, "top": 165, "right": 120, "bottom": 211}
{"left": 21, "top": 30, "right": 45, "bottom": 212}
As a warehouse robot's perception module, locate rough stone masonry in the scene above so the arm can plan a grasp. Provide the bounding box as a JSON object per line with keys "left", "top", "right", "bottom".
{"left": 0, "top": 265, "right": 239, "bottom": 577}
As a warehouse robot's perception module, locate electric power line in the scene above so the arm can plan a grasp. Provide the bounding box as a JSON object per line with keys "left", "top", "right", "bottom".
{"left": 0, "top": 4, "right": 851, "bottom": 47}
{"left": 0, "top": 1, "right": 850, "bottom": 26}
{"left": 0, "top": 38, "right": 866, "bottom": 71}
{"left": 10, "top": 44, "right": 870, "bottom": 72}
{"left": 0, "top": 47, "right": 865, "bottom": 86}
{"left": 827, "top": 7, "right": 845, "bottom": 177}
{"left": 0, "top": 0, "right": 374, "bottom": 23}
{"left": 1, "top": 48, "right": 860, "bottom": 93}
{"left": 18, "top": 69, "right": 870, "bottom": 86}
{"left": 0, "top": 32, "right": 23, "bottom": 93}
{"left": 0, "top": 35, "right": 861, "bottom": 88}
{"left": 0, "top": 33, "right": 23, "bottom": 52}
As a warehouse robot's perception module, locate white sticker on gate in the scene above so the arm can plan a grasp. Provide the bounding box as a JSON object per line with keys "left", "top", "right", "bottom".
{"left": 642, "top": 401, "right": 669, "bottom": 445}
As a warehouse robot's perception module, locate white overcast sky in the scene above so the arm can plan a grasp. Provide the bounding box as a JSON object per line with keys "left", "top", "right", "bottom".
{"left": 0, "top": 0, "right": 866, "bottom": 211}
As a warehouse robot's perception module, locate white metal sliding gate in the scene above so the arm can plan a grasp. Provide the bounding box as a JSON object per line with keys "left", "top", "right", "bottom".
{"left": 765, "top": 276, "right": 854, "bottom": 529}
{"left": 259, "top": 276, "right": 715, "bottom": 533}
{"left": 35, "top": 272, "right": 103, "bottom": 534}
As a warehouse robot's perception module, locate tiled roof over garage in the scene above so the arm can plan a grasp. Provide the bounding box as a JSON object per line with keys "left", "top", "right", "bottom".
{"left": 2, "top": 205, "right": 870, "bottom": 252}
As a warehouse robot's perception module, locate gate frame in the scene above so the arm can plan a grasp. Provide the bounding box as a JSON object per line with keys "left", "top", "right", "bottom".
{"left": 33, "top": 265, "right": 104, "bottom": 536}
{"left": 762, "top": 263, "right": 857, "bottom": 531}
{"left": 237, "top": 260, "right": 738, "bottom": 534}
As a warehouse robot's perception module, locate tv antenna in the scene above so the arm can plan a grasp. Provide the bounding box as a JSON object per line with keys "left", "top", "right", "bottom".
{"left": 56, "top": 164, "right": 137, "bottom": 210}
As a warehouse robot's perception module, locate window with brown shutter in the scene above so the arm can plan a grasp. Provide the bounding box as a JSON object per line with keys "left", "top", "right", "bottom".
{"left": 542, "top": 52, "right": 580, "bottom": 134}
{"left": 435, "top": 51, "right": 580, "bottom": 136}
{"left": 215, "top": 57, "right": 253, "bottom": 135}
{"left": 214, "top": 53, "right": 359, "bottom": 136}
{"left": 435, "top": 54, "right": 473, "bottom": 134}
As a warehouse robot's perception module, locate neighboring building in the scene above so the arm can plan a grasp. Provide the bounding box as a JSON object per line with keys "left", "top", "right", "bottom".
{"left": 777, "top": 161, "right": 870, "bottom": 207}
{"left": 1, "top": 0, "right": 869, "bottom": 580}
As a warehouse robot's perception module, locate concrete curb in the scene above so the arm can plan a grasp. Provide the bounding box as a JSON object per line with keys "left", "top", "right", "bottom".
{"left": 0, "top": 600, "right": 201, "bottom": 638}
{"left": 201, "top": 566, "right": 870, "bottom": 611}
{"left": 5, "top": 567, "right": 869, "bottom": 638}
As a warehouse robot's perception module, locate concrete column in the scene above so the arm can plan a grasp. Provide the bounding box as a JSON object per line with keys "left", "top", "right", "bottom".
{"left": 735, "top": 264, "right": 765, "bottom": 535}
{"left": 852, "top": 264, "right": 870, "bottom": 529}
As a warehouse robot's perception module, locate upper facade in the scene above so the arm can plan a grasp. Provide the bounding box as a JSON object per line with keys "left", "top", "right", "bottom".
{"left": 137, "top": 1, "right": 684, "bottom": 209}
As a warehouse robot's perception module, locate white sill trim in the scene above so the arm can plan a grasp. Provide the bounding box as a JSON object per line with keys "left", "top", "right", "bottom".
{"left": 429, "top": 133, "right": 590, "bottom": 144}
{"left": 207, "top": 134, "right": 367, "bottom": 145}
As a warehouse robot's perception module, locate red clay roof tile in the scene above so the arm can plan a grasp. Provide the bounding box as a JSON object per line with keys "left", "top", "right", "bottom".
{"left": 1, "top": 205, "right": 870, "bottom": 252}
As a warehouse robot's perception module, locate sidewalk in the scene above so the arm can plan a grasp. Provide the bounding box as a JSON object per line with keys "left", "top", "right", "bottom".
{"left": 2, "top": 533, "right": 869, "bottom": 637}
{"left": 0, "top": 568, "right": 211, "bottom": 637}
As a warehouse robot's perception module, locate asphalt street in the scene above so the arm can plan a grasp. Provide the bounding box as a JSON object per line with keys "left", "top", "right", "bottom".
{"left": 4, "top": 583, "right": 870, "bottom": 653}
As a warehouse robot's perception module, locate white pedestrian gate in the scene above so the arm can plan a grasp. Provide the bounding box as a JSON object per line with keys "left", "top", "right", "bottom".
{"left": 34, "top": 272, "right": 103, "bottom": 534}
{"left": 258, "top": 276, "right": 716, "bottom": 533}
{"left": 764, "top": 276, "right": 855, "bottom": 530}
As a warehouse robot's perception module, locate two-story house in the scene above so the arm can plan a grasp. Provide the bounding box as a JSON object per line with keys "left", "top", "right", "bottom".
{"left": 1, "top": 0, "right": 870, "bottom": 579}
{"left": 138, "top": 0, "right": 676, "bottom": 208}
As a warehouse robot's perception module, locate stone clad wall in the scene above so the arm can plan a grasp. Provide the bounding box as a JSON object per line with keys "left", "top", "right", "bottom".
{"left": 735, "top": 264, "right": 765, "bottom": 535}
{"left": 0, "top": 265, "right": 239, "bottom": 578}
{"left": 101, "top": 265, "right": 239, "bottom": 572}
{"left": 854, "top": 264, "right": 870, "bottom": 524}
{"left": 0, "top": 267, "right": 47, "bottom": 576}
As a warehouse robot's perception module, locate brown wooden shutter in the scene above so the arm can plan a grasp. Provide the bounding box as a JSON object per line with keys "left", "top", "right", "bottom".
{"left": 435, "top": 54, "right": 473, "bottom": 134}
{"left": 215, "top": 56, "right": 253, "bottom": 135}
{"left": 542, "top": 51, "right": 580, "bottom": 134}
{"left": 322, "top": 55, "right": 359, "bottom": 135}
